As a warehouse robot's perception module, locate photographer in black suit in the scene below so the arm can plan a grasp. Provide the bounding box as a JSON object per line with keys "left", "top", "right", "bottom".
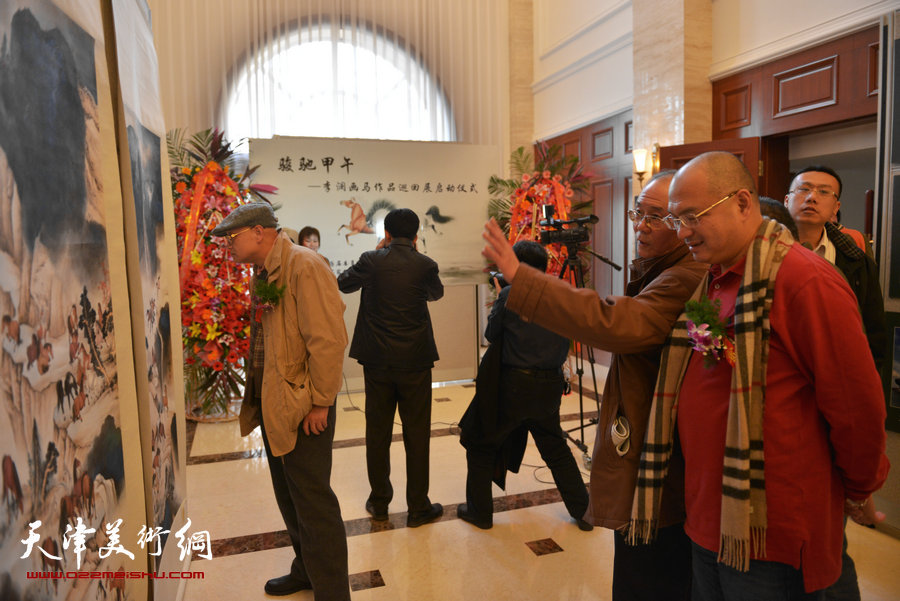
{"left": 338, "top": 208, "right": 445, "bottom": 528}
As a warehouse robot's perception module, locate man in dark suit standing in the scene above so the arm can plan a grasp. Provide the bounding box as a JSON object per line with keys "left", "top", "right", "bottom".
{"left": 338, "top": 208, "right": 445, "bottom": 527}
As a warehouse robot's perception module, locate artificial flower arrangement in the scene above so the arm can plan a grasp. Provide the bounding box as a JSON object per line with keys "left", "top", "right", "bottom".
{"left": 488, "top": 142, "right": 590, "bottom": 277}
{"left": 168, "top": 128, "right": 277, "bottom": 419}
{"left": 684, "top": 295, "right": 736, "bottom": 368}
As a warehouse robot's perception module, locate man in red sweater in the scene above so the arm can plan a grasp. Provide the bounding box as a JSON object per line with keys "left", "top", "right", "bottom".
{"left": 633, "top": 151, "right": 888, "bottom": 599}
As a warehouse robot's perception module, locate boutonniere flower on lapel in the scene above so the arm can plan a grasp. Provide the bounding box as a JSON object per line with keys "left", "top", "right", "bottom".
{"left": 253, "top": 278, "right": 286, "bottom": 321}
{"left": 684, "top": 296, "right": 736, "bottom": 368}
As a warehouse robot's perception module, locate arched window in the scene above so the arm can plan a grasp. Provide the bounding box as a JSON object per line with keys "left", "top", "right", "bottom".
{"left": 224, "top": 21, "right": 456, "bottom": 144}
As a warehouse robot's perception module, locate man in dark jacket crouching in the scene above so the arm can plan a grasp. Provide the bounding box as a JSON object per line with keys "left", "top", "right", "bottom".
{"left": 459, "top": 240, "right": 592, "bottom": 532}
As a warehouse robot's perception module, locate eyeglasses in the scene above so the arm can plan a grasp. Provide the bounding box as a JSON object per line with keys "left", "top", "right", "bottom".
{"left": 789, "top": 186, "right": 838, "bottom": 200}
{"left": 626, "top": 209, "right": 667, "bottom": 229}
{"left": 663, "top": 190, "right": 740, "bottom": 231}
{"left": 224, "top": 227, "right": 252, "bottom": 243}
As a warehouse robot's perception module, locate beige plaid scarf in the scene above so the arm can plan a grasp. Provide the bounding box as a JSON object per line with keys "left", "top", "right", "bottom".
{"left": 628, "top": 219, "right": 793, "bottom": 571}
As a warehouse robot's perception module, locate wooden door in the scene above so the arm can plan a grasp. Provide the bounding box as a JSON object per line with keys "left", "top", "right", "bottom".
{"left": 712, "top": 26, "right": 879, "bottom": 139}
{"left": 658, "top": 136, "right": 790, "bottom": 198}
{"left": 543, "top": 110, "right": 633, "bottom": 367}
{"left": 584, "top": 117, "right": 630, "bottom": 299}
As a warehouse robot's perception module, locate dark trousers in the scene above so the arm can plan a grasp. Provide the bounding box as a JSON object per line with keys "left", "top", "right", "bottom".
{"left": 260, "top": 405, "right": 350, "bottom": 601}
{"left": 613, "top": 524, "right": 692, "bottom": 601}
{"left": 363, "top": 366, "right": 433, "bottom": 513}
{"left": 691, "top": 541, "right": 824, "bottom": 601}
{"left": 465, "top": 367, "right": 588, "bottom": 521}
{"left": 823, "top": 518, "right": 860, "bottom": 601}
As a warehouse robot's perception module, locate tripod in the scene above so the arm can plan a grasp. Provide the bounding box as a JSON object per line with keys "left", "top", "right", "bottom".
{"left": 557, "top": 242, "right": 622, "bottom": 468}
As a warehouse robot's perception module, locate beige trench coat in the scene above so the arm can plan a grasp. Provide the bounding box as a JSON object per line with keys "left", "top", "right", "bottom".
{"left": 240, "top": 232, "right": 348, "bottom": 456}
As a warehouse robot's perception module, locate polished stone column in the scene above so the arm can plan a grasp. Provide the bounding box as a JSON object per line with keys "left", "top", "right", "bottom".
{"left": 508, "top": 0, "right": 534, "bottom": 154}
{"left": 633, "top": 0, "right": 712, "bottom": 165}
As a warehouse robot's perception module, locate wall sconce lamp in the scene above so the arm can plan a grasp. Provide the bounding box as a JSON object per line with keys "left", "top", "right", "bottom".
{"left": 633, "top": 148, "right": 650, "bottom": 186}
{"left": 633, "top": 143, "right": 662, "bottom": 187}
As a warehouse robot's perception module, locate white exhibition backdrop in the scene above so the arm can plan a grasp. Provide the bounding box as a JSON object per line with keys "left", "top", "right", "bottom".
{"left": 251, "top": 137, "right": 502, "bottom": 388}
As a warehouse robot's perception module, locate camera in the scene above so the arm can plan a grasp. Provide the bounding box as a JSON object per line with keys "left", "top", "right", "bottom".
{"left": 540, "top": 226, "right": 591, "bottom": 246}
{"left": 538, "top": 205, "right": 597, "bottom": 247}
{"left": 488, "top": 270, "right": 509, "bottom": 288}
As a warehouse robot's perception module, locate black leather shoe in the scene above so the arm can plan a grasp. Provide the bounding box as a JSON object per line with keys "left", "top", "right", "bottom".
{"left": 365, "top": 500, "right": 389, "bottom": 521}
{"left": 407, "top": 502, "right": 443, "bottom": 528}
{"left": 457, "top": 503, "right": 492, "bottom": 530}
{"left": 575, "top": 517, "right": 594, "bottom": 531}
{"left": 264, "top": 574, "right": 312, "bottom": 596}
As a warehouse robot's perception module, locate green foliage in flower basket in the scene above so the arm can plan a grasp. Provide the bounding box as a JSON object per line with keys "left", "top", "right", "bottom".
{"left": 183, "top": 358, "right": 246, "bottom": 419}
{"left": 488, "top": 142, "right": 591, "bottom": 235}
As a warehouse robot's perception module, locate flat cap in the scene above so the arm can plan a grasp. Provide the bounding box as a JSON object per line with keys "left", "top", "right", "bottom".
{"left": 211, "top": 202, "right": 279, "bottom": 236}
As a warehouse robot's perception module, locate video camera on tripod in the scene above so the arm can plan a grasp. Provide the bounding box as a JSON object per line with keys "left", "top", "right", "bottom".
{"left": 538, "top": 205, "right": 598, "bottom": 247}
{"left": 534, "top": 204, "right": 620, "bottom": 468}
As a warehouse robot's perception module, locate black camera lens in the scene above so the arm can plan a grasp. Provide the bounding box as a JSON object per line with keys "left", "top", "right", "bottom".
{"left": 540, "top": 226, "right": 590, "bottom": 246}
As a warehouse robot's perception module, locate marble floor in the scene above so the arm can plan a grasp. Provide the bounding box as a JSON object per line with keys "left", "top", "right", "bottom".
{"left": 182, "top": 381, "right": 900, "bottom": 600}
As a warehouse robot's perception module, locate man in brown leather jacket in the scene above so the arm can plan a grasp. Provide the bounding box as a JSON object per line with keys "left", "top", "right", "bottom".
{"left": 482, "top": 171, "right": 706, "bottom": 601}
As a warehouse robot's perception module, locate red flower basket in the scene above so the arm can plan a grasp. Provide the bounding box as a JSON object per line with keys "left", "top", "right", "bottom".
{"left": 487, "top": 142, "right": 591, "bottom": 280}
{"left": 168, "top": 129, "right": 276, "bottom": 419}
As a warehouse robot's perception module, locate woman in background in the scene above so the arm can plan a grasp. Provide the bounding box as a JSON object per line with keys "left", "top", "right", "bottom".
{"left": 297, "top": 226, "right": 321, "bottom": 251}
{"left": 297, "top": 225, "right": 331, "bottom": 267}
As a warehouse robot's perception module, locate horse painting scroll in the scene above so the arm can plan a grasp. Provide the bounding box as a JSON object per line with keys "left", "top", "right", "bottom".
{"left": 337, "top": 198, "right": 396, "bottom": 244}
{"left": 251, "top": 136, "right": 499, "bottom": 284}
{"left": 0, "top": 2, "right": 137, "bottom": 600}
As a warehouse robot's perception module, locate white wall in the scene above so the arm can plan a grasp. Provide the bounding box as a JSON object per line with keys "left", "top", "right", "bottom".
{"left": 532, "top": 0, "right": 633, "bottom": 139}
{"left": 710, "top": 0, "right": 900, "bottom": 79}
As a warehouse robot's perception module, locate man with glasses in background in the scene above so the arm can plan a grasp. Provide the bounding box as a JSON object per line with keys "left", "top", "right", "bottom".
{"left": 482, "top": 170, "right": 706, "bottom": 601}
{"left": 783, "top": 166, "right": 888, "bottom": 601}
{"left": 783, "top": 166, "right": 886, "bottom": 372}
{"left": 632, "top": 152, "right": 888, "bottom": 600}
